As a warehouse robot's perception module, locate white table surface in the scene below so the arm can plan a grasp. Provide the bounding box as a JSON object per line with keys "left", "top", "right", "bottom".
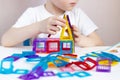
{"left": 0, "top": 46, "right": 120, "bottom": 80}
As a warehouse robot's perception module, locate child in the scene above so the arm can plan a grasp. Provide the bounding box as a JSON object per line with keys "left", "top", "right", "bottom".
{"left": 1, "top": 0, "right": 104, "bottom": 47}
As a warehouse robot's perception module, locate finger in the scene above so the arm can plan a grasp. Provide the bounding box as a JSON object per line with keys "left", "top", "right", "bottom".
{"left": 51, "top": 16, "right": 66, "bottom": 27}
{"left": 48, "top": 29, "right": 56, "bottom": 35}
{"left": 74, "top": 38, "right": 80, "bottom": 42}
{"left": 51, "top": 20, "right": 66, "bottom": 27}
{"left": 73, "top": 31, "right": 80, "bottom": 37}
{"left": 54, "top": 16, "right": 66, "bottom": 24}
{"left": 72, "top": 25, "right": 79, "bottom": 32}
{"left": 50, "top": 26, "right": 60, "bottom": 31}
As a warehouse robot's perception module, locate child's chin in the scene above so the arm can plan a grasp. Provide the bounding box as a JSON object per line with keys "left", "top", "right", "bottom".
{"left": 62, "top": 7, "right": 74, "bottom": 11}
{"left": 67, "top": 8, "right": 73, "bottom": 11}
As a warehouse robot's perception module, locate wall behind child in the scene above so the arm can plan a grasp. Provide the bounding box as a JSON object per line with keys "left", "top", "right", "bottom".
{"left": 0, "top": 0, "right": 120, "bottom": 46}
{"left": 77, "top": 0, "right": 120, "bottom": 45}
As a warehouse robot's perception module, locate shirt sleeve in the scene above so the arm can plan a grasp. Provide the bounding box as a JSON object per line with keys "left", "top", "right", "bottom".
{"left": 12, "top": 8, "right": 35, "bottom": 28}
{"left": 77, "top": 8, "right": 98, "bottom": 36}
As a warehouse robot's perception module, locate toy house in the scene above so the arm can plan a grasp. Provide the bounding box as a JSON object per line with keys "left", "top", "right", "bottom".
{"left": 33, "top": 15, "right": 75, "bottom": 54}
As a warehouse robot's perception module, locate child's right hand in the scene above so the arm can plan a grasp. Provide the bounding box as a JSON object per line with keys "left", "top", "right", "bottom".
{"left": 38, "top": 16, "right": 66, "bottom": 35}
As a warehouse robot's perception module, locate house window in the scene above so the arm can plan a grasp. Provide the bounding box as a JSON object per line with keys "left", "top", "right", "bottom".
{"left": 36, "top": 42, "right": 45, "bottom": 51}
{"left": 49, "top": 42, "right": 58, "bottom": 51}
{"left": 62, "top": 42, "right": 71, "bottom": 50}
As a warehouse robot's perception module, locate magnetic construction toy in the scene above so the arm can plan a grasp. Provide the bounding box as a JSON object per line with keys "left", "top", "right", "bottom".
{"left": 33, "top": 15, "right": 75, "bottom": 54}
{"left": 0, "top": 14, "right": 120, "bottom": 80}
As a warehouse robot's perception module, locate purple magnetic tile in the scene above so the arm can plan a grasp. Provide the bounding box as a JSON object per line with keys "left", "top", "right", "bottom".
{"left": 19, "top": 67, "right": 44, "bottom": 79}
{"left": 96, "top": 57, "right": 111, "bottom": 72}
{"left": 96, "top": 65, "right": 111, "bottom": 72}
{"left": 66, "top": 15, "right": 72, "bottom": 29}
{"left": 25, "top": 55, "right": 39, "bottom": 58}
{"left": 66, "top": 15, "right": 75, "bottom": 52}
{"left": 41, "top": 71, "right": 56, "bottom": 77}
{"left": 19, "top": 74, "right": 35, "bottom": 80}
{"left": 33, "top": 38, "right": 47, "bottom": 53}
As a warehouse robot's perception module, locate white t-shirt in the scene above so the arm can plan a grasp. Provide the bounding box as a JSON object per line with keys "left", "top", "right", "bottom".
{"left": 13, "top": 5, "right": 98, "bottom": 38}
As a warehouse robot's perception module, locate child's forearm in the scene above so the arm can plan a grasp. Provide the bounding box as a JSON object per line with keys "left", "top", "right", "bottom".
{"left": 1, "top": 22, "right": 41, "bottom": 47}
{"left": 77, "top": 35, "right": 104, "bottom": 47}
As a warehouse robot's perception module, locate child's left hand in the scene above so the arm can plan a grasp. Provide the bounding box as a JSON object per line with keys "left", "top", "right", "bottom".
{"left": 71, "top": 25, "right": 81, "bottom": 46}
{"left": 71, "top": 25, "right": 104, "bottom": 47}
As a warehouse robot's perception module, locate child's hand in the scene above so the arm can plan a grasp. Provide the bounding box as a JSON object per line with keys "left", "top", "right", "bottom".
{"left": 72, "top": 25, "right": 81, "bottom": 46}
{"left": 72, "top": 25, "right": 104, "bottom": 47}
{"left": 39, "top": 16, "right": 66, "bottom": 35}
